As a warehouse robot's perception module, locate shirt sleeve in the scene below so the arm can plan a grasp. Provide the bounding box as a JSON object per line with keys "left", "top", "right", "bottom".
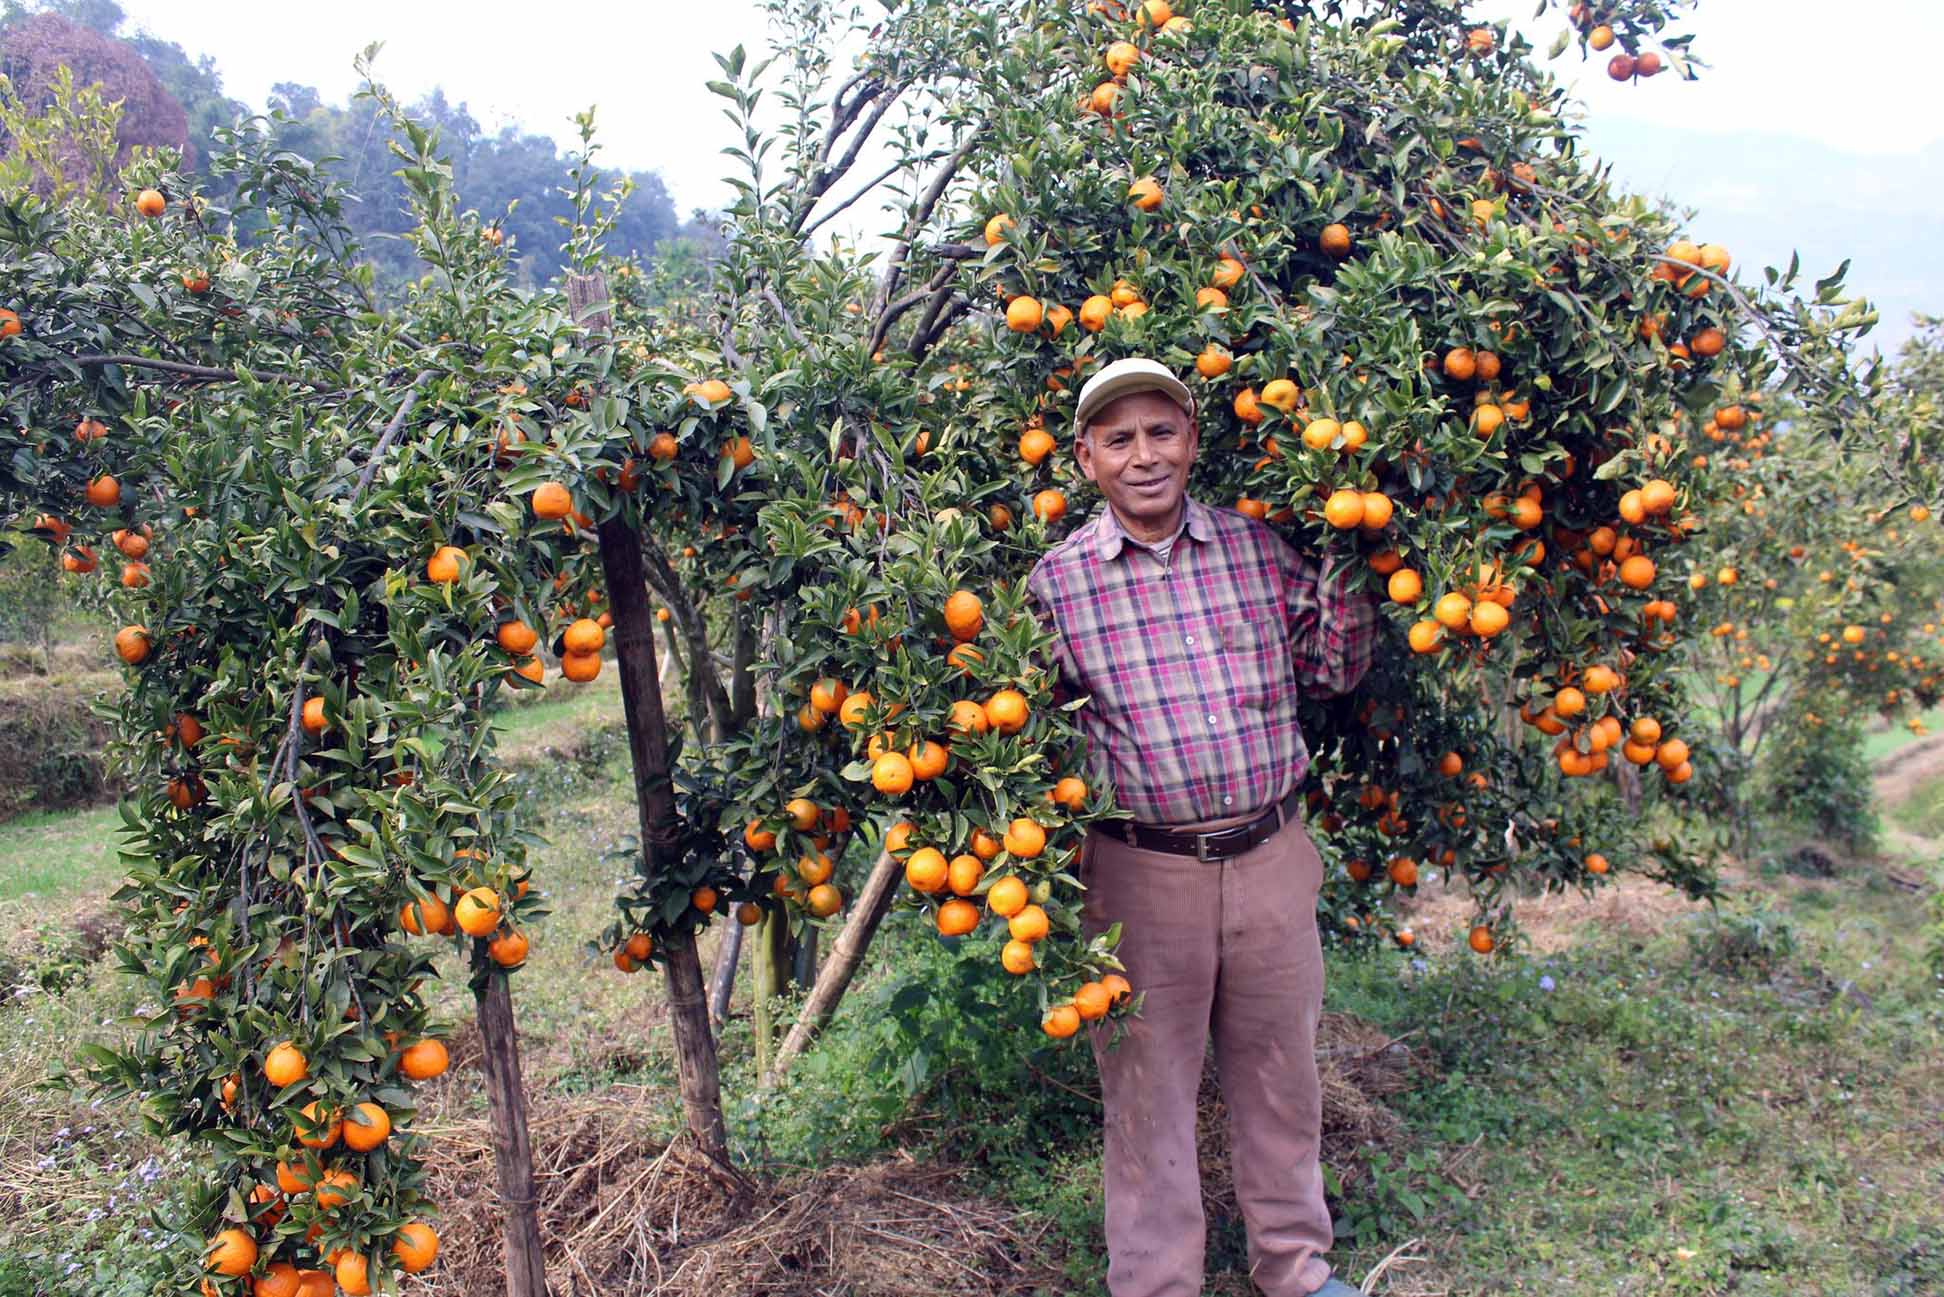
{"left": 1024, "top": 559, "right": 1081, "bottom": 703}
{"left": 1282, "top": 541, "right": 1378, "bottom": 698}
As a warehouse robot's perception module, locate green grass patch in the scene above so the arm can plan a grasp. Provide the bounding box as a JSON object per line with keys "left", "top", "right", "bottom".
{"left": 0, "top": 804, "right": 124, "bottom": 911}
{"left": 1866, "top": 706, "right": 1944, "bottom": 764}
{"left": 1890, "top": 771, "right": 1944, "bottom": 840}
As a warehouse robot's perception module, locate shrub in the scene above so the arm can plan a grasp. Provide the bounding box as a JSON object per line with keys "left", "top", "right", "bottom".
{"left": 1758, "top": 706, "right": 1878, "bottom": 854}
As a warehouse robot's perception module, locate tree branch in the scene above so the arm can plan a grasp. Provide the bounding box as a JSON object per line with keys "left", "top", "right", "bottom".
{"left": 68, "top": 353, "right": 342, "bottom": 391}
{"left": 352, "top": 369, "right": 438, "bottom": 500}
{"left": 869, "top": 123, "right": 984, "bottom": 325}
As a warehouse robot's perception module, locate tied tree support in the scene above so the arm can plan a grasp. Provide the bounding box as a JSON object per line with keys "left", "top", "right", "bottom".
{"left": 766, "top": 849, "right": 902, "bottom": 1083}
{"left": 570, "top": 272, "right": 730, "bottom": 1165}
{"left": 473, "top": 977, "right": 549, "bottom": 1297}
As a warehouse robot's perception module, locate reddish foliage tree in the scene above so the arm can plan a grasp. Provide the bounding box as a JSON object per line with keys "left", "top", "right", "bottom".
{"left": 0, "top": 13, "right": 190, "bottom": 168}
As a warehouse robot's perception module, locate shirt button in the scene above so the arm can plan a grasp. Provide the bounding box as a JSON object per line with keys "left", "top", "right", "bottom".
{"left": 1185, "top": 635, "right": 1195, "bottom": 646}
{"left": 1223, "top": 796, "right": 1234, "bottom": 807}
{"left": 1206, "top": 714, "right": 1217, "bottom": 726}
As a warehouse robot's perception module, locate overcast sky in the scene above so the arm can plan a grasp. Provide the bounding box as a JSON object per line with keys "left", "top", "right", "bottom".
{"left": 117, "top": 0, "right": 1943, "bottom": 351}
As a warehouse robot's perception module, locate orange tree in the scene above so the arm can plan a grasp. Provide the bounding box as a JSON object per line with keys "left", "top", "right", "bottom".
{"left": 0, "top": 84, "right": 706, "bottom": 1294}
{"left": 677, "top": 0, "right": 1884, "bottom": 984}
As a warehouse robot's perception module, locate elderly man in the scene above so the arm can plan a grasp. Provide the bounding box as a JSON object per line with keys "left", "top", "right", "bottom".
{"left": 1026, "top": 357, "right": 1376, "bottom": 1297}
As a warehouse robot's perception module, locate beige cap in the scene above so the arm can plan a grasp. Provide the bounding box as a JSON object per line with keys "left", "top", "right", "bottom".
{"left": 1073, "top": 356, "right": 1197, "bottom": 434}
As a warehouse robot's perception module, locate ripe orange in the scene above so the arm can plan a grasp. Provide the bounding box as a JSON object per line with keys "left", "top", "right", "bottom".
{"left": 114, "top": 624, "right": 151, "bottom": 664}
{"left": 1442, "top": 347, "right": 1476, "bottom": 381}
{"left": 909, "top": 740, "right": 950, "bottom": 781}
{"left": 1001, "top": 939, "right": 1036, "bottom": 974}
{"left": 948, "top": 699, "right": 990, "bottom": 736}
{"left": 1618, "top": 554, "right": 1656, "bottom": 589}
{"left": 496, "top": 619, "right": 538, "bottom": 653}
{"left": 1042, "top": 1004, "right": 1082, "bottom": 1039}
{"left": 985, "top": 689, "right": 1030, "bottom": 734}
{"left": 1051, "top": 776, "right": 1087, "bottom": 809}
{"left": 1359, "top": 492, "right": 1394, "bottom": 530}
{"left": 333, "top": 1252, "right": 372, "bottom": 1297}
{"left": 737, "top": 902, "right": 763, "bottom": 926}
{"left": 1260, "top": 378, "right": 1300, "bottom": 413}
{"left": 986, "top": 875, "right": 1030, "bottom": 918}
{"left": 1322, "top": 489, "right": 1365, "bottom": 530}
{"left": 807, "top": 883, "right": 843, "bottom": 917}
{"left": 296, "top": 1100, "right": 341, "bottom": 1149}
{"left": 454, "top": 887, "right": 501, "bottom": 937}
{"left": 1074, "top": 981, "right": 1113, "bottom": 1020}
{"left": 135, "top": 188, "right": 166, "bottom": 218}
{"left": 692, "top": 885, "right": 719, "bottom": 914}
{"left": 1079, "top": 294, "right": 1113, "bottom": 331}
{"left": 1387, "top": 857, "right": 1419, "bottom": 887}
{"left": 1196, "top": 344, "right": 1233, "bottom": 378}
{"left": 1210, "top": 256, "right": 1246, "bottom": 289}
{"left": 1006, "top": 295, "right": 1045, "bottom": 332}
{"left": 1046, "top": 304, "right": 1073, "bottom": 335}
{"left": 1302, "top": 417, "right": 1341, "bottom": 450}
{"left": 648, "top": 432, "right": 679, "bottom": 461}
{"left": 264, "top": 1041, "right": 307, "bottom": 1088}
{"left": 1469, "top": 601, "right": 1509, "bottom": 636}
{"left": 392, "top": 1223, "right": 439, "bottom": 1275}
{"left": 947, "top": 853, "right": 984, "bottom": 896}
{"left": 1433, "top": 592, "right": 1473, "bottom": 630}
{"left": 944, "top": 590, "right": 984, "bottom": 642}
{"left": 399, "top": 891, "right": 451, "bottom": 936}
{"left": 488, "top": 929, "right": 529, "bottom": 966}
{"left": 563, "top": 617, "right": 605, "bottom": 654}
{"left": 970, "top": 828, "right": 1003, "bottom": 860}
{"left": 1003, "top": 817, "right": 1048, "bottom": 858}
{"left": 1655, "top": 738, "right": 1690, "bottom": 770}
{"left": 1088, "top": 81, "right": 1121, "bottom": 117}
{"left": 984, "top": 212, "right": 1015, "bottom": 246}
{"left": 120, "top": 560, "right": 150, "bottom": 588}
{"left": 399, "top": 1038, "right": 448, "bottom": 1080}
{"left": 511, "top": 656, "right": 545, "bottom": 685}
{"left": 838, "top": 691, "right": 875, "bottom": 728}
{"left": 810, "top": 677, "right": 848, "bottom": 714}
{"left": 872, "top": 751, "right": 915, "bottom": 795}
{"left": 530, "top": 482, "right": 572, "bottom": 519}
{"left": 1408, "top": 619, "right": 1444, "bottom": 654}
{"left": 1232, "top": 387, "right": 1264, "bottom": 424}
{"left": 0, "top": 307, "right": 19, "bottom": 337}
{"left": 1008, "top": 904, "right": 1050, "bottom": 943}
{"left": 1585, "top": 853, "right": 1610, "bottom": 875}
{"left": 1033, "top": 489, "right": 1067, "bottom": 523}
{"left": 786, "top": 797, "right": 820, "bottom": 831}
{"left": 1102, "top": 973, "right": 1133, "bottom": 1004}
{"left": 1319, "top": 222, "right": 1351, "bottom": 258}
{"left": 205, "top": 1228, "right": 257, "bottom": 1277}
{"left": 1468, "top": 926, "right": 1495, "bottom": 954}
{"left": 937, "top": 897, "right": 981, "bottom": 937}
{"left": 1127, "top": 176, "right": 1164, "bottom": 211}
{"left": 256, "top": 1261, "right": 301, "bottom": 1297}
{"left": 905, "top": 847, "right": 949, "bottom": 894}
{"left": 86, "top": 474, "right": 120, "bottom": 506}
{"left": 342, "top": 1102, "right": 391, "bottom": 1152}
{"left": 1553, "top": 686, "right": 1586, "bottom": 718}
{"left": 1439, "top": 751, "right": 1464, "bottom": 777}
{"left": 743, "top": 819, "right": 777, "bottom": 852}
{"left": 561, "top": 651, "right": 601, "bottom": 682}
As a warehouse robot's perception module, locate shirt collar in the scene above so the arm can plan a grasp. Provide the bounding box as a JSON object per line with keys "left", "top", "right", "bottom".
{"left": 1095, "top": 497, "right": 1214, "bottom": 562}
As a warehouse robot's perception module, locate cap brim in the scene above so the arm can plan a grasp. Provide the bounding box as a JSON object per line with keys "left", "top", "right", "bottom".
{"left": 1075, "top": 371, "right": 1197, "bottom": 431}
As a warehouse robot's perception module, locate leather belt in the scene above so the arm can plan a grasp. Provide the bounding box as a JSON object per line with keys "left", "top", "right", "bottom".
{"left": 1103, "top": 788, "right": 1303, "bottom": 862}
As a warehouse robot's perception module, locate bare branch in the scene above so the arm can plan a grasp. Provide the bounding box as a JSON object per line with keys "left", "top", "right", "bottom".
{"left": 798, "top": 159, "right": 911, "bottom": 239}
{"left": 67, "top": 353, "right": 342, "bottom": 390}
{"left": 870, "top": 123, "right": 985, "bottom": 325}
{"left": 870, "top": 262, "right": 957, "bottom": 356}
{"left": 353, "top": 369, "right": 438, "bottom": 500}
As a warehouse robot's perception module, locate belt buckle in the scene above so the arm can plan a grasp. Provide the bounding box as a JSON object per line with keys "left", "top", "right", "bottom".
{"left": 1194, "top": 832, "right": 1212, "bottom": 863}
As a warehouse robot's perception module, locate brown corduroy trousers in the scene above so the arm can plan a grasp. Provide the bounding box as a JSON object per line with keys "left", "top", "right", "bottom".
{"left": 1080, "top": 814, "right": 1336, "bottom": 1297}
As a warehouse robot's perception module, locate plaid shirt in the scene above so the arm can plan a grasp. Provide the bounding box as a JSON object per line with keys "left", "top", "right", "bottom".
{"left": 1027, "top": 498, "right": 1377, "bottom": 826}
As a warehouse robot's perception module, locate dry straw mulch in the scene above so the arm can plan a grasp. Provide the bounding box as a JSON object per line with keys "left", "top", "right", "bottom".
{"left": 411, "top": 1010, "right": 1428, "bottom": 1296}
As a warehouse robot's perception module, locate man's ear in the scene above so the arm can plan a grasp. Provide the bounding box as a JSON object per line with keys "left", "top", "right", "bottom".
{"left": 1073, "top": 424, "right": 1097, "bottom": 483}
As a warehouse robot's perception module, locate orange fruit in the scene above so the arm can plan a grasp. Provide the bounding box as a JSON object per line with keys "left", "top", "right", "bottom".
{"left": 1127, "top": 175, "right": 1164, "bottom": 211}
{"left": 1006, "top": 295, "right": 1045, "bottom": 332}
{"left": 134, "top": 188, "right": 166, "bottom": 218}
{"left": 256, "top": 1262, "right": 302, "bottom": 1297}
{"left": 496, "top": 619, "right": 538, "bottom": 653}
{"left": 1102, "top": 973, "right": 1133, "bottom": 1004}
{"left": 1387, "top": 569, "right": 1423, "bottom": 604}
{"left": 333, "top": 1252, "right": 372, "bottom": 1297}
{"left": 984, "top": 212, "right": 1015, "bottom": 245}
{"left": 737, "top": 902, "right": 763, "bottom": 926}
{"left": 1442, "top": 348, "right": 1476, "bottom": 381}
{"left": 114, "top": 625, "right": 151, "bottom": 664}
{"left": 1631, "top": 716, "right": 1662, "bottom": 744}
{"left": 1074, "top": 981, "right": 1113, "bottom": 1020}
{"left": 510, "top": 656, "right": 545, "bottom": 685}
{"left": 1469, "top": 600, "right": 1509, "bottom": 637}
{"left": 454, "top": 887, "right": 501, "bottom": 937}
{"left": 947, "top": 853, "right": 985, "bottom": 896}
{"left": 944, "top": 590, "right": 984, "bottom": 641}
{"left": 807, "top": 883, "right": 843, "bottom": 917}
{"left": 342, "top": 1102, "right": 391, "bottom": 1152}
{"left": 986, "top": 875, "right": 1030, "bottom": 918}
{"left": 399, "top": 891, "right": 451, "bottom": 936}
{"left": 488, "top": 929, "right": 529, "bottom": 966}
{"left": 399, "top": 1038, "right": 448, "bottom": 1080}
{"left": 1655, "top": 738, "right": 1690, "bottom": 770}
{"left": 839, "top": 691, "right": 875, "bottom": 728}
{"left": 86, "top": 474, "right": 121, "bottom": 506}
{"left": 905, "top": 847, "right": 949, "bottom": 894}
{"left": 1033, "top": 489, "right": 1067, "bottom": 523}
{"left": 743, "top": 819, "right": 777, "bottom": 852}
{"left": 1439, "top": 751, "right": 1464, "bottom": 777}
{"left": 1260, "top": 378, "right": 1301, "bottom": 412}
{"left": 1001, "top": 939, "right": 1036, "bottom": 974}
{"left": 1210, "top": 256, "right": 1245, "bottom": 288}
{"left": 1003, "top": 817, "right": 1047, "bottom": 858}
{"left": 970, "top": 828, "right": 1003, "bottom": 860}
{"left": 797, "top": 852, "right": 834, "bottom": 886}
{"left": 392, "top": 1223, "right": 440, "bottom": 1275}
{"left": 563, "top": 617, "right": 605, "bottom": 654}
{"left": 530, "top": 481, "right": 572, "bottom": 519}
{"left": 1008, "top": 904, "right": 1050, "bottom": 942}
{"left": 1585, "top": 853, "right": 1610, "bottom": 875}
{"left": 810, "top": 677, "right": 848, "bottom": 714}
{"left": 1079, "top": 294, "right": 1113, "bottom": 331}
{"left": 1196, "top": 345, "right": 1233, "bottom": 378}
{"left": 1042, "top": 1004, "right": 1081, "bottom": 1039}
{"left": 1050, "top": 776, "right": 1087, "bottom": 810}
{"left": 1359, "top": 492, "right": 1394, "bottom": 530}
{"left": 786, "top": 797, "right": 820, "bottom": 831}
{"left": 1618, "top": 555, "right": 1656, "bottom": 589}
{"left": 691, "top": 885, "right": 719, "bottom": 914}
{"left": 426, "top": 545, "right": 467, "bottom": 583}
{"left": 985, "top": 689, "right": 1030, "bottom": 734}
{"left": 1468, "top": 926, "right": 1495, "bottom": 954}
{"left": 1433, "top": 592, "right": 1472, "bottom": 630}
{"left": 948, "top": 699, "right": 989, "bottom": 736}
{"left": 936, "top": 898, "right": 981, "bottom": 937}
{"left": 1408, "top": 619, "right": 1443, "bottom": 654}
{"left": 1322, "top": 489, "right": 1365, "bottom": 529}
{"left": 295, "top": 1100, "right": 340, "bottom": 1149}
{"left": 120, "top": 560, "right": 150, "bottom": 588}
{"left": 909, "top": 740, "right": 949, "bottom": 781}
{"left": 205, "top": 1229, "right": 257, "bottom": 1277}
{"left": 872, "top": 751, "right": 915, "bottom": 795}
{"left": 1319, "top": 222, "right": 1351, "bottom": 258}
{"left": 264, "top": 1041, "right": 307, "bottom": 1088}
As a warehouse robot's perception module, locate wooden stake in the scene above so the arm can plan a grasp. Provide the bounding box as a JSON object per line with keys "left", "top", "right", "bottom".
{"left": 766, "top": 849, "right": 901, "bottom": 1083}
{"left": 474, "top": 977, "right": 549, "bottom": 1297}
{"left": 571, "top": 271, "right": 731, "bottom": 1165}
{"left": 709, "top": 920, "right": 743, "bottom": 1026}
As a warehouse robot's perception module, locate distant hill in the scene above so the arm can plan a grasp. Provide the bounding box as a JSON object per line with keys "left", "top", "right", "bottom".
{"left": 1583, "top": 115, "right": 1941, "bottom": 357}
{"left": 0, "top": 0, "right": 718, "bottom": 287}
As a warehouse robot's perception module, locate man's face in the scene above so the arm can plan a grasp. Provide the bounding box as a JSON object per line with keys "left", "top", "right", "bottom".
{"left": 1075, "top": 389, "right": 1199, "bottom": 537}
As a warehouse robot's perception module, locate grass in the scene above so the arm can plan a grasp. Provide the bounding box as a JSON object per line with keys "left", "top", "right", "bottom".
{"left": 0, "top": 803, "right": 125, "bottom": 917}
{"left": 1865, "top": 705, "right": 1944, "bottom": 764}
{"left": 3, "top": 676, "right": 1942, "bottom": 1296}
{"left": 1891, "top": 770, "right": 1944, "bottom": 841}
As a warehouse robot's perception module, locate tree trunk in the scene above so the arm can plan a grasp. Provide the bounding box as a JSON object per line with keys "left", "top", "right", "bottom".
{"left": 474, "top": 977, "right": 549, "bottom": 1297}
{"left": 572, "top": 271, "right": 730, "bottom": 1165}
{"left": 766, "top": 849, "right": 901, "bottom": 1083}
{"left": 708, "top": 919, "right": 743, "bottom": 1027}
{"left": 751, "top": 908, "right": 790, "bottom": 1079}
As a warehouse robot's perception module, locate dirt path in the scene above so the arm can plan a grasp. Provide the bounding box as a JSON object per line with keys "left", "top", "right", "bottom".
{"left": 1874, "top": 732, "right": 1944, "bottom": 863}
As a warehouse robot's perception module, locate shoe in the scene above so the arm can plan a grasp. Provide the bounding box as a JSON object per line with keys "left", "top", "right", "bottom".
{"left": 1307, "top": 1280, "right": 1362, "bottom": 1297}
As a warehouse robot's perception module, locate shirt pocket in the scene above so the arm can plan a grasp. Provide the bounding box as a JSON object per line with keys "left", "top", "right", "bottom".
{"left": 1219, "top": 610, "right": 1288, "bottom": 711}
